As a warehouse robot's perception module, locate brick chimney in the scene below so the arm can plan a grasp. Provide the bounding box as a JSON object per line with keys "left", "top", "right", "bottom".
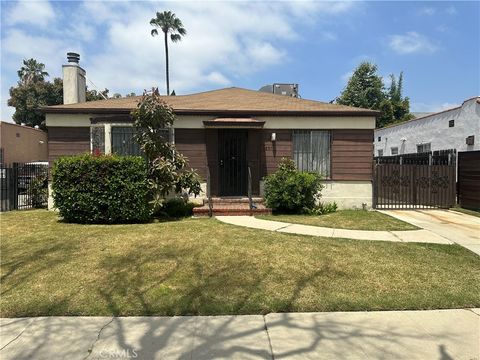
{"left": 62, "top": 52, "right": 86, "bottom": 104}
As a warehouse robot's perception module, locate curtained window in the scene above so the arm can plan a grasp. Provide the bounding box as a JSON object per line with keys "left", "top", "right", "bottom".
{"left": 293, "top": 130, "right": 331, "bottom": 177}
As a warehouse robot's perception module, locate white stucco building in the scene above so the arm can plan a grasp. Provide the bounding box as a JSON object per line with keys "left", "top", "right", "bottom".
{"left": 374, "top": 97, "right": 480, "bottom": 156}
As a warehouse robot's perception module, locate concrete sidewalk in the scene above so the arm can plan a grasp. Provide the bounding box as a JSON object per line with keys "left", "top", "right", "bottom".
{"left": 1, "top": 309, "right": 478, "bottom": 359}
{"left": 380, "top": 210, "right": 480, "bottom": 255}
{"left": 216, "top": 216, "right": 452, "bottom": 244}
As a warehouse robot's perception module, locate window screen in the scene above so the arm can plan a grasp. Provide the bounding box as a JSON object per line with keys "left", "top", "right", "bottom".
{"left": 391, "top": 147, "right": 398, "bottom": 155}
{"left": 91, "top": 126, "right": 105, "bottom": 155}
{"left": 416, "top": 143, "right": 431, "bottom": 153}
{"left": 293, "top": 130, "right": 330, "bottom": 177}
{"left": 111, "top": 127, "right": 142, "bottom": 156}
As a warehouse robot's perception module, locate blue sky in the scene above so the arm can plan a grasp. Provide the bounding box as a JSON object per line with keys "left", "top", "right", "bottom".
{"left": 1, "top": 1, "right": 479, "bottom": 121}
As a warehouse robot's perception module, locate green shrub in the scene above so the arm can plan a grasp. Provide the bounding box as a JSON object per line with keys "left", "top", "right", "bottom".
{"left": 52, "top": 154, "right": 150, "bottom": 224}
{"left": 28, "top": 168, "right": 48, "bottom": 208}
{"left": 308, "top": 201, "right": 338, "bottom": 215}
{"left": 264, "top": 158, "right": 324, "bottom": 213}
{"left": 160, "top": 197, "right": 196, "bottom": 218}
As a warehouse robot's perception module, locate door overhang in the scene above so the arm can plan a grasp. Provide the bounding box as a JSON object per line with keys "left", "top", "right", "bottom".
{"left": 203, "top": 117, "right": 265, "bottom": 129}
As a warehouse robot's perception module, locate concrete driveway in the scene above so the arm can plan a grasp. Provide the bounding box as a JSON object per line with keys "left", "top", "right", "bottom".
{"left": 380, "top": 210, "right": 480, "bottom": 255}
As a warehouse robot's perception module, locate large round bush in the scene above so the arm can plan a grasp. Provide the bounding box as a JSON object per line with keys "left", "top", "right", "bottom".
{"left": 52, "top": 154, "right": 150, "bottom": 223}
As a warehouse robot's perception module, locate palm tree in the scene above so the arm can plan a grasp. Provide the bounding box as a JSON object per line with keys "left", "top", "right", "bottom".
{"left": 17, "top": 58, "right": 49, "bottom": 85}
{"left": 150, "top": 11, "right": 186, "bottom": 95}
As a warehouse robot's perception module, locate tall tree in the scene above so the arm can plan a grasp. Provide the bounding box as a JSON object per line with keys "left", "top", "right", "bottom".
{"left": 337, "top": 62, "right": 385, "bottom": 110}
{"left": 9, "top": 59, "right": 111, "bottom": 129}
{"left": 132, "top": 88, "right": 201, "bottom": 212}
{"left": 86, "top": 88, "right": 109, "bottom": 101}
{"left": 150, "top": 11, "right": 186, "bottom": 95}
{"left": 8, "top": 77, "right": 62, "bottom": 129}
{"left": 17, "top": 58, "right": 49, "bottom": 85}
{"left": 337, "top": 62, "right": 413, "bottom": 128}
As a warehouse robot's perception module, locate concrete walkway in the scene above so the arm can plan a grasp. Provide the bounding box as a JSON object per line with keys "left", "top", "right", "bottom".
{"left": 216, "top": 216, "right": 453, "bottom": 244}
{"left": 1, "top": 309, "right": 478, "bottom": 359}
{"left": 380, "top": 210, "right": 480, "bottom": 255}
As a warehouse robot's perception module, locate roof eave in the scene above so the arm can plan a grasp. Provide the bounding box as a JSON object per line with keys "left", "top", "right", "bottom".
{"left": 42, "top": 107, "right": 380, "bottom": 117}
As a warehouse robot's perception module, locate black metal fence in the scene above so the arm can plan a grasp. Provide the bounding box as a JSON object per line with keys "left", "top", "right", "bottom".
{"left": 0, "top": 162, "right": 49, "bottom": 212}
{"left": 373, "top": 150, "right": 457, "bottom": 209}
{"left": 374, "top": 149, "right": 456, "bottom": 165}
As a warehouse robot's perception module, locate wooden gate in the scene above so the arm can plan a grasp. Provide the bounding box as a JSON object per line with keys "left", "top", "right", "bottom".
{"left": 373, "top": 150, "right": 456, "bottom": 209}
{"left": 457, "top": 150, "right": 480, "bottom": 210}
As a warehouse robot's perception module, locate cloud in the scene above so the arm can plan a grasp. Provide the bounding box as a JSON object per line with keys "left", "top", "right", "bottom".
{"left": 388, "top": 32, "right": 439, "bottom": 54}
{"left": 0, "top": 1, "right": 358, "bottom": 119}
{"left": 341, "top": 71, "right": 353, "bottom": 84}
{"left": 419, "top": 7, "right": 436, "bottom": 16}
{"left": 445, "top": 5, "right": 457, "bottom": 15}
{"left": 411, "top": 102, "right": 460, "bottom": 113}
{"left": 6, "top": 0, "right": 55, "bottom": 28}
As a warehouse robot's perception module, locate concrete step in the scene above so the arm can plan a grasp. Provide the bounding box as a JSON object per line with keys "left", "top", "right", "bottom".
{"left": 208, "top": 197, "right": 265, "bottom": 204}
{"left": 193, "top": 202, "right": 272, "bottom": 217}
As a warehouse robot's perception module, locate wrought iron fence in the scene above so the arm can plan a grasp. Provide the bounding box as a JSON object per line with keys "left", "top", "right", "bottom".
{"left": 0, "top": 162, "right": 48, "bottom": 211}
{"left": 374, "top": 149, "right": 456, "bottom": 166}
{"left": 373, "top": 150, "right": 456, "bottom": 209}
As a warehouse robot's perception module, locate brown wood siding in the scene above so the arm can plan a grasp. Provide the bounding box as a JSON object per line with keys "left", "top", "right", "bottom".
{"left": 247, "top": 129, "right": 261, "bottom": 195}
{"left": 48, "top": 127, "right": 90, "bottom": 166}
{"left": 205, "top": 129, "right": 219, "bottom": 195}
{"left": 458, "top": 150, "right": 480, "bottom": 210}
{"left": 331, "top": 129, "right": 373, "bottom": 181}
{"left": 261, "top": 129, "right": 293, "bottom": 177}
{"left": 175, "top": 129, "right": 208, "bottom": 181}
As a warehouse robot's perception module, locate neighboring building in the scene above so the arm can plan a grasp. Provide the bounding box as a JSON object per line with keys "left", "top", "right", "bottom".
{"left": 259, "top": 83, "right": 299, "bottom": 98}
{"left": 375, "top": 97, "right": 480, "bottom": 157}
{"left": 0, "top": 121, "right": 48, "bottom": 164}
{"left": 43, "top": 54, "right": 378, "bottom": 209}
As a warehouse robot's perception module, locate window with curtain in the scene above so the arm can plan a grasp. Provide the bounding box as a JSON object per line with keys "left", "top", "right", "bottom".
{"left": 293, "top": 130, "right": 331, "bottom": 177}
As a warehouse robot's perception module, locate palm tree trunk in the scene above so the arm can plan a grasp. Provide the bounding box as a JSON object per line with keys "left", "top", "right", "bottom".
{"left": 164, "top": 31, "right": 170, "bottom": 96}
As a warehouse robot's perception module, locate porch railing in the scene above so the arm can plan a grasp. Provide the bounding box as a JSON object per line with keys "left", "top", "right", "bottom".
{"left": 206, "top": 166, "right": 213, "bottom": 217}
{"left": 248, "top": 165, "right": 253, "bottom": 215}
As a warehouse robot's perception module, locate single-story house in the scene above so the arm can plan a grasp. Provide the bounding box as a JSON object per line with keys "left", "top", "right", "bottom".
{"left": 375, "top": 97, "right": 480, "bottom": 157}
{"left": 44, "top": 54, "right": 379, "bottom": 210}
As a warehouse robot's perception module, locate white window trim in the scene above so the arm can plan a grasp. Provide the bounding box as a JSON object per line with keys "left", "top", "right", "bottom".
{"left": 90, "top": 123, "right": 174, "bottom": 155}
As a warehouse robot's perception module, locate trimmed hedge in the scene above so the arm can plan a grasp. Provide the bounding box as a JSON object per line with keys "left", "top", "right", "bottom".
{"left": 52, "top": 154, "right": 150, "bottom": 224}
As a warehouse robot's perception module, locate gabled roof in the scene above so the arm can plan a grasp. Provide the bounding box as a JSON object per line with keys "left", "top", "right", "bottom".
{"left": 44, "top": 87, "right": 379, "bottom": 116}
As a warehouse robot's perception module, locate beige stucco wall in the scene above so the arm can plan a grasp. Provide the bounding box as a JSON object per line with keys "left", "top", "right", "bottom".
{"left": 46, "top": 113, "right": 376, "bottom": 130}
{"left": 0, "top": 122, "right": 48, "bottom": 164}
{"left": 45, "top": 113, "right": 91, "bottom": 127}
{"left": 321, "top": 180, "right": 372, "bottom": 209}
{"left": 175, "top": 115, "right": 376, "bottom": 129}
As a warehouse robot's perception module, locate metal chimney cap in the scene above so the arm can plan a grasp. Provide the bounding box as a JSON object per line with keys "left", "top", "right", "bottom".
{"left": 67, "top": 52, "right": 80, "bottom": 64}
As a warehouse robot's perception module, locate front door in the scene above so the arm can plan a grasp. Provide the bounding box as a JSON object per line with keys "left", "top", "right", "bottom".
{"left": 218, "top": 130, "right": 248, "bottom": 196}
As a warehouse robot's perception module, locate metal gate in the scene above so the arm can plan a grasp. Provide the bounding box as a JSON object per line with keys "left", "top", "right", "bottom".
{"left": 373, "top": 150, "right": 456, "bottom": 209}
{"left": 0, "top": 162, "right": 48, "bottom": 211}
{"left": 218, "top": 130, "right": 248, "bottom": 196}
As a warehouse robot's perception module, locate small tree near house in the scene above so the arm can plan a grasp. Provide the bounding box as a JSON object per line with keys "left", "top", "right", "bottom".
{"left": 131, "top": 88, "right": 201, "bottom": 213}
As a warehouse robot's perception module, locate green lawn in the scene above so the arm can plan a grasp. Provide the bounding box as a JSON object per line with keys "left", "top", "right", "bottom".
{"left": 258, "top": 210, "right": 419, "bottom": 231}
{"left": 1, "top": 210, "right": 479, "bottom": 317}
{"left": 450, "top": 207, "right": 480, "bottom": 218}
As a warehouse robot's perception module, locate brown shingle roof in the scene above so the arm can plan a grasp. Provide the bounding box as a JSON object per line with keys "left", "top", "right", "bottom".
{"left": 44, "top": 87, "right": 379, "bottom": 116}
